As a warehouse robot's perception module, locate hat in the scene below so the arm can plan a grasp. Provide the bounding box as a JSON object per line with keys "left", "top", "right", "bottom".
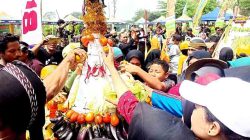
{"left": 235, "top": 44, "right": 250, "bottom": 57}
{"left": 182, "top": 73, "right": 221, "bottom": 129}
{"left": 185, "top": 58, "right": 228, "bottom": 80}
{"left": 189, "top": 37, "right": 207, "bottom": 49}
{"left": 180, "top": 78, "right": 250, "bottom": 137}
{"left": 113, "top": 47, "right": 123, "bottom": 59}
{"left": 187, "top": 28, "right": 192, "bottom": 31}
{"left": 180, "top": 41, "right": 189, "bottom": 51}
{"left": 44, "top": 35, "right": 61, "bottom": 45}
{"left": 227, "top": 57, "right": 250, "bottom": 68}
{"left": 62, "top": 43, "right": 81, "bottom": 58}
{"left": 40, "top": 65, "right": 58, "bottom": 79}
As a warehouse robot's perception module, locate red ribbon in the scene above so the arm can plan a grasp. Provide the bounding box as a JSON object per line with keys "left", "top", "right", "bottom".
{"left": 84, "top": 64, "right": 106, "bottom": 82}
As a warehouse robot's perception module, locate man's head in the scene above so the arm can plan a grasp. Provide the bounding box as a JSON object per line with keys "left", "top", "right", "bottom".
{"left": 172, "top": 34, "right": 182, "bottom": 45}
{"left": 18, "top": 41, "right": 29, "bottom": 62}
{"left": 0, "top": 34, "right": 21, "bottom": 64}
{"left": 180, "top": 78, "right": 250, "bottom": 139}
{"left": 215, "top": 27, "right": 222, "bottom": 36}
{"left": 147, "top": 59, "right": 169, "bottom": 82}
{"left": 119, "top": 32, "right": 128, "bottom": 44}
{"left": 188, "top": 37, "right": 207, "bottom": 56}
{"left": 187, "top": 28, "right": 193, "bottom": 34}
{"left": 44, "top": 35, "right": 59, "bottom": 53}
{"left": 57, "top": 19, "right": 65, "bottom": 26}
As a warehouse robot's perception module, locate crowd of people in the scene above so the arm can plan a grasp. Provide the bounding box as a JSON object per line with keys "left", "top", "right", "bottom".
{"left": 0, "top": 19, "right": 250, "bottom": 140}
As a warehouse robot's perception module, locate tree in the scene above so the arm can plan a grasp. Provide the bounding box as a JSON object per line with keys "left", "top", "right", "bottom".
{"left": 157, "top": 0, "right": 167, "bottom": 16}
{"left": 132, "top": 9, "right": 161, "bottom": 22}
{"left": 239, "top": 0, "right": 250, "bottom": 16}
{"left": 157, "top": 0, "right": 218, "bottom": 18}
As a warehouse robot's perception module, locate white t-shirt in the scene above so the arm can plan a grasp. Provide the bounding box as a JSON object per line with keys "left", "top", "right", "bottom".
{"left": 168, "top": 44, "right": 180, "bottom": 74}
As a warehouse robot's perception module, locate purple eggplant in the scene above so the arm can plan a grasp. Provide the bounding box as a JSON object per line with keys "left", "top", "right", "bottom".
{"left": 116, "top": 127, "right": 126, "bottom": 140}
{"left": 54, "top": 122, "right": 68, "bottom": 138}
{"left": 104, "top": 124, "right": 114, "bottom": 139}
{"left": 50, "top": 116, "right": 63, "bottom": 124}
{"left": 77, "top": 127, "right": 88, "bottom": 140}
{"left": 51, "top": 118, "right": 66, "bottom": 132}
{"left": 87, "top": 127, "right": 94, "bottom": 140}
{"left": 64, "top": 131, "right": 74, "bottom": 140}
{"left": 58, "top": 125, "right": 72, "bottom": 140}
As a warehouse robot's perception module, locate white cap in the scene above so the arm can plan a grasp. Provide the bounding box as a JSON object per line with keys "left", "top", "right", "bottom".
{"left": 180, "top": 77, "right": 250, "bottom": 137}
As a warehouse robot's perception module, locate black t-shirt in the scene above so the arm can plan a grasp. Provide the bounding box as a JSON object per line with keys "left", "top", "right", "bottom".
{"left": 37, "top": 47, "right": 63, "bottom": 65}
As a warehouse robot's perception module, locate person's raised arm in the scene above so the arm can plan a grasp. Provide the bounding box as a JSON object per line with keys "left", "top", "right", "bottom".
{"left": 31, "top": 39, "right": 47, "bottom": 56}
{"left": 102, "top": 48, "right": 129, "bottom": 98}
{"left": 121, "top": 63, "right": 167, "bottom": 91}
{"left": 43, "top": 48, "right": 87, "bottom": 101}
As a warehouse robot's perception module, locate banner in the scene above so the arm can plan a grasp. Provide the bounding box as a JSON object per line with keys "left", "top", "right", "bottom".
{"left": 192, "top": 0, "right": 208, "bottom": 30}
{"left": 21, "top": 0, "right": 43, "bottom": 45}
{"left": 165, "top": 0, "right": 176, "bottom": 38}
{"left": 165, "top": 15, "right": 176, "bottom": 38}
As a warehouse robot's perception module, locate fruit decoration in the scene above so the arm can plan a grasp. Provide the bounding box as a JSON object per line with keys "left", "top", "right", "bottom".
{"left": 82, "top": 0, "right": 107, "bottom": 36}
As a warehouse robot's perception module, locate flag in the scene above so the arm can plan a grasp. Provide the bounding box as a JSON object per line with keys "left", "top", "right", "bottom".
{"left": 22, "top": 0, "right": 43, "bottom": 45}
{"left": 192, "top": 0, "right": 208, "bottom": 29}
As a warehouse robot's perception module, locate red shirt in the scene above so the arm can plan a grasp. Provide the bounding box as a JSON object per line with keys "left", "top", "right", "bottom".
{"left": 117, "top": 91, "right": 138, "bottom": 124}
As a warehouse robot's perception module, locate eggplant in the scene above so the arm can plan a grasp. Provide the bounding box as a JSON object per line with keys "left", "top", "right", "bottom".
{"left": 117, "top": 120, "right": 128, "bottom": 139}
{"left": 99, "top": 125, "right": 107, "bottom": 139}
{"left": 116, "top": 127, "right": 125, "bottom": 140}
{"left": 110, "top": 124, "right": 118, "bottom": 140}
{"left": 72, "top": 123, "right": 81, "bottom": 139}
{"left": 54, "top": 122, "right": 68, "bottom": 138}
{"left": 77, "top": 127, "right": 88, "bottom": 140}
{"left": 50, "top": 116, "right": 63, "bottom": 123}
{"left": 87, "top": 127, "right": 94, "bottom": 140}
{"left": 55, "top": 123, "right": 70, "bottom": 138}
{"left": 58, "top": 125, "right": 72, "bottom": 140}
{"left": 64, "top": 131, "right": 74, "bottom": 140}
{"left": 92, "top": 125, "right": 101, "bottom": 138}
{"left": 105, "top": 124, "right": 114, "bottom": 139}
{"left": 51, "top": 118, "right": 66, "bottom": 132}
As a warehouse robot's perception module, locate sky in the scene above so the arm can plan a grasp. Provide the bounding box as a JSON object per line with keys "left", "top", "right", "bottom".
{"left": 0, "top": 0, "right": 159, "bottom": 20}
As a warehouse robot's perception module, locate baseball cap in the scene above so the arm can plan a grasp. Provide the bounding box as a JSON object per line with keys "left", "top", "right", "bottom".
{"left": 180, "top": 78, "right": 250, "bottom": 137}
{"left": 185, "top": 58, "right": 228, "bottom": 80}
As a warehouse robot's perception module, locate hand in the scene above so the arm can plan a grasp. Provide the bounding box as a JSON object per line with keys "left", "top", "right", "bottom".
{"left": 75, "top": 64, "right": 83, "bottom": 75}
{"left": 102, "top": 46, "right": 115, "bottom": 69}
{"left": 40, "top": 38, "right": 49, "bottom": 46}
{"left": 65, "top": 48, "right": 87, "bottom": 68}
{"left": 120, "top": 63, "right": 138, "bottom": 75}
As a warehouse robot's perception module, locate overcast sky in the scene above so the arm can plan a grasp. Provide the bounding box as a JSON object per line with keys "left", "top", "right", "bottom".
{"left": 0, "top": 0, "right": 159, "bottom": 20}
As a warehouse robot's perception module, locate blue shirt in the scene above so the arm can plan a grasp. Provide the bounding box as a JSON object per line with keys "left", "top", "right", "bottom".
{"left": 151, "top": 90, "right": 183, "bottom": 118}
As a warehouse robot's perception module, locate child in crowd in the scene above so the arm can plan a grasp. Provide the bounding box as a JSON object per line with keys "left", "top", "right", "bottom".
{"left": 121, "top": 59, "right": 175, "bottom": 92}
